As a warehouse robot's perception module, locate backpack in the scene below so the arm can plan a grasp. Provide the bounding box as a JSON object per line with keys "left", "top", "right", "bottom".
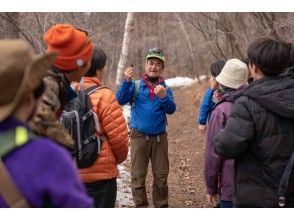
{"left": 0, "top": 126, "right": 35, "bottom": 208}
{"left": 278, "top": 152, "right": 294, "bottom": 207}
{"left": 60, "top": 85, "right": 106, "bottom": 168}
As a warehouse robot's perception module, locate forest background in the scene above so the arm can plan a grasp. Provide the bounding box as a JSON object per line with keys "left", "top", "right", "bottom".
{"left": 1, "top": 12, "right": 293, "bottom": 87}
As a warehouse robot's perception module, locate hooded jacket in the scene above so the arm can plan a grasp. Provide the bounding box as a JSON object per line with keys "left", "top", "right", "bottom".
{"left": 205, "top": 86, "right": 246, "bottom": 202}
{"left": 214, "top": 68, "right": 294, "bottom": 207}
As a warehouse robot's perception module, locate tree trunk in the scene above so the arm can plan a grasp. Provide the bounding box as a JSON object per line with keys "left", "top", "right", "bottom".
{"left": 175, "top": 13, "right": 198, "bottom": 77}
{"left": 2, "top": 12, "right": 20, "bottom": 38}
{"left": 115, "top": 12, "right": 135, "bottom": 85}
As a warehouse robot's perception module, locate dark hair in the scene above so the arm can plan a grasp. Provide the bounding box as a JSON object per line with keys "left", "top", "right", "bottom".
{"left": 210, "top": 60, "right": 226, "bottom": 77}
{"left": 241, "top": 57, "right": 249, "bottom": 66}
{"left": 247, "top": 37, "right": 291, "bottom": 77}
{"left": 85, "top": 47, "right": 107, "bottom": 77}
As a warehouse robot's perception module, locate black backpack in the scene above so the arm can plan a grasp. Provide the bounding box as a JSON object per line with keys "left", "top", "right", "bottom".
{"left": 60, "top": 85, "right": 106, "bottom": 168}
{"left": 278, "top": 152, "right": 294, "bottom": 207}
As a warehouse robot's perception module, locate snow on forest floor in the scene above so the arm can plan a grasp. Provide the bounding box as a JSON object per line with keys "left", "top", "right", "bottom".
{"left": 116, "top": 151, "right": 134, "bottom": 207}
{"left": 165, "top": 75, "right": 206, "bottom": 88}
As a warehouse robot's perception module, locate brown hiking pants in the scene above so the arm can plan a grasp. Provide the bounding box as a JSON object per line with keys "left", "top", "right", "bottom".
{"left": 130, "top": 129, "right": 169, "bottom": 208}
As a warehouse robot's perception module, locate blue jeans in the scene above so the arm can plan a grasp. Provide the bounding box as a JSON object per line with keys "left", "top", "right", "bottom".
{"left": 220, "top": 200, "right": 233, "bottom": 208}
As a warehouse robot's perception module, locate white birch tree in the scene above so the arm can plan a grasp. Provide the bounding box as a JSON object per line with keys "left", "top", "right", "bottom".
{"left": 115, "top": 12, "right": 135, "bottom": 85}
{"left": 175, "top": 13, "right": 198, "bottom": 77}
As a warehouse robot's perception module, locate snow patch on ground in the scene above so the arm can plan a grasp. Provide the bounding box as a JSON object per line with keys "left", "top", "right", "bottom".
{"left": 165, "top": 75, "right": 206, "bottom": 88}
{"left": 122, "top": 105, "right": 131, "bottom": 129}
{"left": 116, "top": 151, "right": 134, "bottom": 207}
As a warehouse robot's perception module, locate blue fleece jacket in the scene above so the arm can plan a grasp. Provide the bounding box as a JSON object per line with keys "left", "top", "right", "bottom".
{"left": 116, "top": 79, "right": 176, "bottom": 136}
{"left": 198, "top": 88, "right": 214, "bottom": 125}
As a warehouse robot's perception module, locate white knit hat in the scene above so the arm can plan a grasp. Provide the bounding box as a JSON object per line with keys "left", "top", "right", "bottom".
{"left": 216, "top": 58, "right": 248, "bottom": 89}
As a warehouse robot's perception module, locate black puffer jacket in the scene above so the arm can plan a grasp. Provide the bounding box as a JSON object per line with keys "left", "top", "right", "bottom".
{"left": 214, "top": 68, "right": 294, "bottom": 207}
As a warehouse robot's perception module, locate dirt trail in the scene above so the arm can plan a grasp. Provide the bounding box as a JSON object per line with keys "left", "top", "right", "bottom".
{"left": 164, "top": 82, "right": 209, "bottom": 208}
{"left": 116, "top": 82, "right": 210, "bottom": 208}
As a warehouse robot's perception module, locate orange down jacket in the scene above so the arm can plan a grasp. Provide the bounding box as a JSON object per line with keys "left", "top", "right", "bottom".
{"left": 78, "top": 77, "right": 129, "bottom": 183}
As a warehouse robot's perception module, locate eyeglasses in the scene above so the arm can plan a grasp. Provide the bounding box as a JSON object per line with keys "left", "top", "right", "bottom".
{"left": 148, "top": 48, "right": 164, "bottom": 56}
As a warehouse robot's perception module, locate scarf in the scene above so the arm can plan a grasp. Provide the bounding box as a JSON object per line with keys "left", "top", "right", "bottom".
{"left": 212, "top": 89, "right": 223, "bottom": 104}
{"left": 142, "top": 73, "right": 163, "bottom": 100}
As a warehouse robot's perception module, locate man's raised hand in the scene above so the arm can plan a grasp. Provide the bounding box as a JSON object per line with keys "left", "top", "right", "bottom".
{"left": 154, "top": 84, "right": 167, "bottom": 98}
{"left": 124, "top": 66, "right": 135, "bottom": 81}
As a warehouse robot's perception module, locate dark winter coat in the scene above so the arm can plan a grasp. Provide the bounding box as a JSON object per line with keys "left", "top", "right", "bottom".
{"left": 214, "top": 68, "right": 294, "bottom": 207}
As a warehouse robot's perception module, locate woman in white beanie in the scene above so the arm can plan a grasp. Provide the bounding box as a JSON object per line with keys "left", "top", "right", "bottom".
{"left": 204, "top": 58, "right": 248, "bottom": 208}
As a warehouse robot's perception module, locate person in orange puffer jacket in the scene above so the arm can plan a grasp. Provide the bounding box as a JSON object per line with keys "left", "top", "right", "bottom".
{"left": 78, "top": 47, "right": 129, "bottom": 208}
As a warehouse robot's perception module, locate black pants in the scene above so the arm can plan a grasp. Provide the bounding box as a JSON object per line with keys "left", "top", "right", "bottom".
{"left": 84, "top": 178, "right": 117, "bottom": 208}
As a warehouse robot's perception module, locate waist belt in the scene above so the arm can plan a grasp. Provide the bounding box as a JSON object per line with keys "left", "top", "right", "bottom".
{"left": 130, "top": 129, "right": 163, "bottom": 143}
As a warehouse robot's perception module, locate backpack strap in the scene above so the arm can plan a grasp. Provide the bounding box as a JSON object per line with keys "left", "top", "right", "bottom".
{"left": 0, "top": 159, "right": 30, "bottom": 207}
{"left": 278, "top": 152, "right": 294, "bottom": 207}
{"left": 0, "top": 126, "right": 37, "bottom": 158}
{"left": 134, "top": 80, "right": 140, "bottom": 98}
{"left": 77, "top": 85, "right": 109, "bottom": 123}
{"left": 131, "top": 80, "right": 140, "bottom": 106}
{"left": 0, "top": 126, "right": 36, "bottom": 208}
{"left": 84, "top": 85, "right": 109, "bottom": 96}
{"left": 83, "top": 85, "right": 109, "bottom": 137}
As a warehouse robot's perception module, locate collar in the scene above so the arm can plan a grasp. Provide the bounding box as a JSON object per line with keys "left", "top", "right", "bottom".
{"left": 142, "top": 74, "right": 164, "bottom": 100}
{"left": 0, "top": 117, "right": 30, "bottom": 132}
{"left": 82, "top": 77, "right": 102, "bottom": 86}
{"left": 143, "top": 73, "right": 164, "bottom": 85}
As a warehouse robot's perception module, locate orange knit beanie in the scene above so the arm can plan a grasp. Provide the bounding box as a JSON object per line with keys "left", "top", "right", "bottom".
{"left": 43, "top": 24, "right": 94, "bottom": 71}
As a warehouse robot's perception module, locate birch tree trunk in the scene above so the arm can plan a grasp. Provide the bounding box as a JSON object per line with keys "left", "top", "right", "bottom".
{"left": 116, "top": 12, "right": 135, "bottom": 85}
{"left": 175, "top": 13, "right": 198, "bottom": 77}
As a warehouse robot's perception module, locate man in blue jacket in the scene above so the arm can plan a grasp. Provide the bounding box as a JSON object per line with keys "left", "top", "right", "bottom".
{"left": 116, "top": 48, "right": 176, "bottom": 207}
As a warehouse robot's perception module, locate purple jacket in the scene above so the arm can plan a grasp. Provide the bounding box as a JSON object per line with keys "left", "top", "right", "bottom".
{"left": 204, "top": 88, "right": 245, "bottom": 202}
{"left": 0, "top": 118, "right": 93, "bottom": 208}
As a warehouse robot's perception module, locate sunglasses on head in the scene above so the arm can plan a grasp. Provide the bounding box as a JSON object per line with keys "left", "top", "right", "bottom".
{"left": 75, "top": 28, "right": 92, "bottom": 55}
{"left": 76, "top": 28, "right": 88, "bottom": 36}
{"left": 148, "top": 48, "right": 164, "bottom": 56}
